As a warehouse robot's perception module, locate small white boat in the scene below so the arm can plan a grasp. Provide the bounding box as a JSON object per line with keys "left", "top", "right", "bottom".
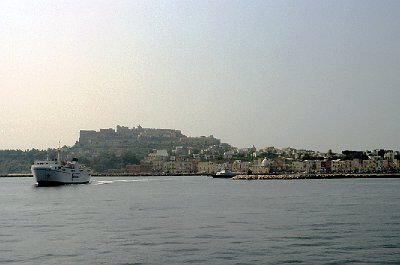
{"left": 31, "top": 157, "right": 91, "bottom": 186}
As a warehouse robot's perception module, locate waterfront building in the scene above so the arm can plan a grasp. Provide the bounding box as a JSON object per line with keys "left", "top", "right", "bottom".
{"left": 163, "top": 161, "right": 176, "bottom": 174}
{"left": 394, "top": 159, "right": 400, "bottom": 171}
{"left": 249, "top": 158, "right": 270, "bottom": 174}
{"left": 381, "top": 159, "right": 390, "bottom": 172}
{"left": 173, "top": 159, "right": 198, "bottom": 174}
{"left": 331, "top": 159, "right": 343, "bottom": 173}
{"left": 198, "top": 161, "right": 217, "bottom": 174}
{"left": 351, "top": 159, "right": 361, "bottom": 172}
{"left": 361, "top": 159, "right": 375, "bottom": 173}
{"left": 231, "top": 160, "right": 251, "bottom": 173}
{"left": 292, "top": 161, "right": 304, "bottom": 173}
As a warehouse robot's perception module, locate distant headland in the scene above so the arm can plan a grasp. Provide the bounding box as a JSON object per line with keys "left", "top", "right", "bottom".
{"left": 1, "top": 125, "right": 400, "bottom": 177}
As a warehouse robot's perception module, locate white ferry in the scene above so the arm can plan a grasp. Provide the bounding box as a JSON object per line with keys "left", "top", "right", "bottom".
{"left": 31, "top": 157, "right": 91, "bottom": 186}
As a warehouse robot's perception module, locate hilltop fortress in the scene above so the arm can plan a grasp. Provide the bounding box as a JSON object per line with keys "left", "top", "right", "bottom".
{"left": 79, "top": 125, "right": 221, "bottom": 147}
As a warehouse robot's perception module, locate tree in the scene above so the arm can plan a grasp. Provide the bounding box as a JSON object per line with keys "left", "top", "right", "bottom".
{"left": 121, "top": 150, "right": 140, "bottom": 166}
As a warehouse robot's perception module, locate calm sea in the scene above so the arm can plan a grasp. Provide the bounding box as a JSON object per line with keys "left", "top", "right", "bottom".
{"left": 1, "top": 176, "right": 399, "bottom": 265}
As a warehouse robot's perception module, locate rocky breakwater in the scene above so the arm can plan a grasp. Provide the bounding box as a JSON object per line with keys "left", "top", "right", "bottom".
{"left": 232, "top": 173, "right": 400, "bottom": 180}
{"left": 232, "top": 174, "right": 301, "bottom": 180}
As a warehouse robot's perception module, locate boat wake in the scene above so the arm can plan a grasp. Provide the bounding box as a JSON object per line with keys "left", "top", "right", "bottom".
{"left": 93, "top": 180, "right": 114, "bottom": 185}
{"left": 93, "top": 179, "right": 154, "bottom": 185}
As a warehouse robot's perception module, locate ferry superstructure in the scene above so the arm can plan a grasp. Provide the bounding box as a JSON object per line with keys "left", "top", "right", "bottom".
{"left": 31, "top": 158, "right": 91, "bottom": 186}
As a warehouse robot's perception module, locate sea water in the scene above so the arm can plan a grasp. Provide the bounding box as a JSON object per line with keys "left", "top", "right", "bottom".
{"left": 0, "top": 176, "right": 399, "bottom": 264}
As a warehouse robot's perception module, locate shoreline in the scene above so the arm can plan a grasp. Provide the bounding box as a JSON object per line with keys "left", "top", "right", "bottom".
{"left": 0, "top": 173, "right": 207, "bottom": 178}
{"left": 2, "top": 173, "right": 400, "bottom": 179}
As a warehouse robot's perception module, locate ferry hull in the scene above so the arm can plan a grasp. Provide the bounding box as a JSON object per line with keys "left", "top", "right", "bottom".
{"left": 32, "top": 168, "right": 90, "bottom": 186}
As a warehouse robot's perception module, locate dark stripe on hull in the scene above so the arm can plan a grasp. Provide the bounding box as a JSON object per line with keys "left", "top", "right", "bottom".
{"left": 212, "top": 175, "right": 235, "bottom": 178}
{"left": 37, "top": 181, "right": 90, "bottom": 187}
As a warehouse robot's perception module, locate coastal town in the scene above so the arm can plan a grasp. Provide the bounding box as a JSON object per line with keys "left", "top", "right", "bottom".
{"left": 77, "top": 126, "right": 400, "bottom": 176}
{"left": 1, "top": 125, "right": 399, "bottom": 176}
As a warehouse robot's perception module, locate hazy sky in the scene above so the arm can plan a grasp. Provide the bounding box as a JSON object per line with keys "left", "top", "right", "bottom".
{"left": 1, "top": 0, "right": 399, "bottom": 152}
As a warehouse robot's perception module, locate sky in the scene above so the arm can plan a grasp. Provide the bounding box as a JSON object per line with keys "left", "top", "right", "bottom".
{"left": 1, "top": 0, "right": 400, "bottom": 152}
